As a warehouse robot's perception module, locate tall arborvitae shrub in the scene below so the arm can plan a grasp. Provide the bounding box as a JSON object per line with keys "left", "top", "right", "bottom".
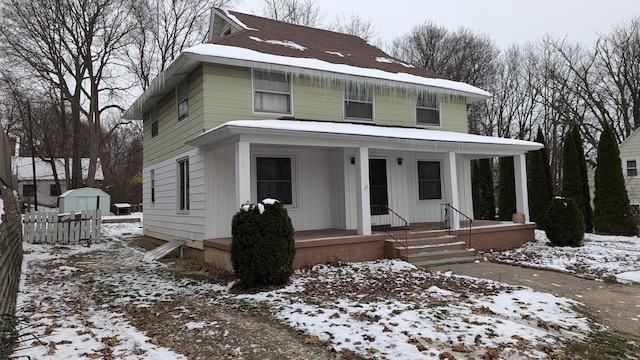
{"left": 561, "top": 130, "right": 587, "bottom": 223}
{"left": 231, "top": 199, "right": 295, "bottom": 289}
{"left": 572, "top": 125, "right": 593, "bottom": 232}
{"left": 593, "top": 124, "right": 636, "bottom": 235}
{"left": 498, "top": 156, "right": 516, "bottom": 220}
{"left": 472, "top": 158, "right": 495, "bottom": 220}
{"left": 544, "top": 197, "right": 585, "bottom": 247}
{"left": 527, "top": 129, "right": 552, "bottom": 228}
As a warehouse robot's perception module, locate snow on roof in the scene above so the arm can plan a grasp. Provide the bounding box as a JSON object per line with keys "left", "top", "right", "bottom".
{"left": 220, "top": 8, "right": 256, "bottom": 31}
{"left": 12, "top": 157, "right": 104, "bottom": 181}
{"left": 190, "top": 119, "right": 543, "bottom": 152}
{"left": 114, "top": 203, "right": 131, "bottom": 208}
{"left": 183, "top": 43, "right": 491, "bottom": 100}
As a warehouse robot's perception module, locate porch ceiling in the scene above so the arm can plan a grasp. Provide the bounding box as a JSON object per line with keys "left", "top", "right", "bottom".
{"left": 187, "top": 119, "right": 543, "bottom": 156}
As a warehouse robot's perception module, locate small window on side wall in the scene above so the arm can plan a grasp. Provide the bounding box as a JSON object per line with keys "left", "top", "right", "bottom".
{"left": 176, "top": 79, "right": 188, "bottom": 122}
{"left": 417, "top": 161, "right": 442, "bottom": 200}
{"left": 627, "top": 159, "right": 638, "bottom": 177}
{"left": 150, "top": 105, "right": 158, "bottom": 137}
{"left": 150, "top": 169, "right": 155, "bottom": 203}
{"left": 344, "top": 82, "right": 373, "bottom": 121}
{"left": 49, "top": 184, "right": 60, "bottom": 197}
{"left": 177, "top": 158, "right": 190, "bottom": 211}
{"left": 23, "top": 184, "right": 35, "bottom": 197}
{"left": 416, "top": 93, "right": 440, "bottom": 126}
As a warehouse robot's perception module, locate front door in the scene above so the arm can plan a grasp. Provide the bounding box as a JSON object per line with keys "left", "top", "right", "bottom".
{"left": 369, "top": 158, "right": 389, "bottom": 215}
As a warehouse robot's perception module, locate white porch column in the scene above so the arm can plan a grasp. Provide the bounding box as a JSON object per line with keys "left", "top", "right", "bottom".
{"left": 443, "top": 152, "right": 460, "bottom": 230}
{"left": 355, "top": 147, "right": 371, "bottom": 235}
{"left": 513, "top": 153, "right": 530, "bottom": 222}
{"left": 235, "top": 141, "right": 251, "bottom": 207}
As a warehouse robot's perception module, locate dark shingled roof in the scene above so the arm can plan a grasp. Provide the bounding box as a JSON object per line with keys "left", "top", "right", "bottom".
{"left": 212, "top": 10, "right": 447, "bottom": 80}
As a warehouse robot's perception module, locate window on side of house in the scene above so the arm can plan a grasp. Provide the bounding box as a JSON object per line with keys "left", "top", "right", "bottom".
{"left": 49, "top": 184, "right": 60, "bottom": 197}
{"left": 150, "top": 169, "right": 155, "bottom": 204}
{"left": 627, "top": 159, "right": 638, "bottom": 177}
{"left": 416, "top": 93, "right": 440, "bottom": 126}
{"left": 630, "top": 204, "right": 640, "bottom": 216}
{"left": 177, "top": 159, "right": 189, "bottom": 211}
{"left": 151, "top": 105, "right": 158, "bottom": 137}
{"left": 417, "top": 161, "right": 442, "bottom": 200}
{"left": 253, "top": 69, "right": 292, "bottom": 114}
{"left": 344, "top": 82, "right": 373, "bottom": 121}
{"left": 256, "top": 157, "right": 293, "bottom": 205}
{"left": 176, "top": 78, "right": 188, "bottom": 122}
{"left": 23, "top": 184, "right": 35, "bottom": 197}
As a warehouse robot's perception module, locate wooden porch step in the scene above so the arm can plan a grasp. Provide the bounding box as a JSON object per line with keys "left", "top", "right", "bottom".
{"left": 143, "top": 238, "right": 186, "bottom": 262}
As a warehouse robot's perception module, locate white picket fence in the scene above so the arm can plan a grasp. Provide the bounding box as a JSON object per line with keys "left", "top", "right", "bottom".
{"left": 23, "top": 210, "right": 102, "bottom": 244}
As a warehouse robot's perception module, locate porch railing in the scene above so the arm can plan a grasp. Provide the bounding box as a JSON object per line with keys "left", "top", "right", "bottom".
{"left": 441, "top": 203, "right": 473, "bottom": 248}
{"left": 370, "top": 205, "right": 409, "bottom": 256}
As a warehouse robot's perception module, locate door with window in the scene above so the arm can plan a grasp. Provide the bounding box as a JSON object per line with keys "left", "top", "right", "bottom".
{"left": 369, "top": 158, "right": 389, "bottom": 216}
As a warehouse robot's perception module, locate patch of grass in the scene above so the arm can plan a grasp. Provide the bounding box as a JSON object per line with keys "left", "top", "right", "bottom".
{"left": 602, "top": 275, "right": 620, "bottom": 284}
{"left": 1, "top": 313, "right": 19, "bottom": 359}
{"left": 559, "top": 331, "right": 639, "bottom": 359}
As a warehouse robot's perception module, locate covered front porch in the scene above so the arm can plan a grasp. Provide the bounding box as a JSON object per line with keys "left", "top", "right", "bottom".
{"left": 203, "top": 220, "right": 536, "bottom": 270}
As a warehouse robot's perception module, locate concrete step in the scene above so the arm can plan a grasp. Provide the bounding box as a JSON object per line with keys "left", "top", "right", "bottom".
{"left": 399, "top": 248, "right": 477, "bottom": 263}
{"left": 403, "top": 235, "right": 460, "bottom": 247}
{"left": 404, "top": 241, "right": 467, "bottom": 255}
{"left": 413, "top": 256, "right": 482, "bottom": 267}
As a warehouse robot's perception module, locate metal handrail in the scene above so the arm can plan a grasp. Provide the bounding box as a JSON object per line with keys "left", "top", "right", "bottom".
{"left": 370, "top": 204, "right": 409, "bottom": 257}
{"left": 441, "top": 203, "right": 473, "bottom": 248}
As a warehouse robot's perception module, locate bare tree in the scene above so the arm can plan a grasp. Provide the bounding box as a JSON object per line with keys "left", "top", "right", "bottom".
{"left": 100, "top": 118, "right": 143, "bottom": 204}
{"left": 329, "top": 12, "right": 378, "bottom": 42}
{"left": 0, "top": 0, "right": 136, "bottom": 188}
{"left": 260, "top": 0, "right": 325, "bottom": 27}
{"left": 126, "top": 0, "right": 235, "bottom": 90}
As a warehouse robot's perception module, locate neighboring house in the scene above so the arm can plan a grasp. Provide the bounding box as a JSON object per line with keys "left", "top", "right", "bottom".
{"left": 123, "top": 9, "right": 542, "bottom": 267}
{"left": 618, "top": 128, "right": 640, "bottom": 218}
{"left": 12, "top": 157, "right": 104, "bottom": 208}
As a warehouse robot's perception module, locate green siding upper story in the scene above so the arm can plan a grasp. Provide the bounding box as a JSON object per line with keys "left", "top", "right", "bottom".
{"left": 143, "top": 63, "right": 472, "bottom": 166}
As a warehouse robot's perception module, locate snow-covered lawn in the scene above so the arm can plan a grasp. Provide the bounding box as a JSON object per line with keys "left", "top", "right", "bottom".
{"left": 11, "top": 225, "right": 640, "bottom": 359}
{"left": 489, "top": 230, "right": 640, "bottom": 283}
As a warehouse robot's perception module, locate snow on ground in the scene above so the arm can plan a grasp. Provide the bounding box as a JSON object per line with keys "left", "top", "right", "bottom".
{"left": 489, "top": 230, "right": 640, "bottom": 283}
{"left": 14, "top": 224, "right": 640, "bottom": 359}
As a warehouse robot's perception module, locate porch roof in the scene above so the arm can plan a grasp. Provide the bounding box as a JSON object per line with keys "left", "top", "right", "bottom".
{"left": 187, "top": 120, "right": 543, "bottom": 157}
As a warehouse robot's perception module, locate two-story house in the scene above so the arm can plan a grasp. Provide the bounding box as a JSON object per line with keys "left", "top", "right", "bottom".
{"left": 123, "top": 9, "right": 542, "bottom": 269}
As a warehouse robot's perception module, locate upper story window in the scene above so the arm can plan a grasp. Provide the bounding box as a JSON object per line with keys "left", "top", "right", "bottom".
{"left": 417, "top": 161, "right": 442, "bottom": 200}
{"left": 176, "top": 78, "right": 188, "bottom": 122}
{"left": 256, "top": 156, "right": 293, "bottom": 205}
{"left": 150, "top": 105, "right": 158, "bottom": 137}
{"left": 416, "top": 93, "right": 440, "bottom": 126}
{"left": 344, "top": 82, "right": 373, "bottom": 121}
{"left": 627, "top": 159, "right": 638, "bottom": 177}
{"left": 253, "top": 69, "right": 292, "bottom": 114}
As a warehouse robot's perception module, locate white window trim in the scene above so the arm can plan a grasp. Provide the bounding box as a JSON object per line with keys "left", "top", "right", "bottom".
{"left": 176, "top": 78, "right": 189, "bottom": 123}
{"left": 415, "top": 93, "right": 442, "bottom": 128}
{"left": 624, "top": 157, "right": 639, "bottom": 178}
{"left": 343, "top": 82, "right": 375, "bottom": 123}
{"left": 416, "top": 159, "right": 444, "bottom": 202}
{"left": 177, "top": 158, "right": 190, "bottom": 213}
{"left": 251, "top": 69, "right": 293, "bottom": 116}
{"left": 251, "top": 153, "right": 298, "bottom": 209}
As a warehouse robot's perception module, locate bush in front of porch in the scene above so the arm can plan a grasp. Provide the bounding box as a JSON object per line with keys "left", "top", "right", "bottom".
{"left": 231, "top": 199, "right": 295, "bottom": 289}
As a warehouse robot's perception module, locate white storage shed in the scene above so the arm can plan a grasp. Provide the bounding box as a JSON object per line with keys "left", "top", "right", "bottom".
{"left": 58, "top": 187, "right": 110, "bottom": 214}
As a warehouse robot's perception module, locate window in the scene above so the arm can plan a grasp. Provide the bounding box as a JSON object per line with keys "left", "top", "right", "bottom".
{"left": 417, "top": 161, "right": 442, "bottom": 200}
{"left": 253, "top": 69, "right": 291, "bottom": 114}
{"left": 222, "top": 26, "right": 232, "bottom": 36}
{"left": 178, "top": 159, "right": 189, "bottom": 211}
{"left": 176, "top": 78, "right": 188, "bottom": 122}
{"left": 344, "top": 82, "right": 373, "bottom": 120}
{"left": 150, "top": 105, "right": 158, "bottom": 137}
{"left": 416, "top": 93, "right": 440, "bottom": 126}
{"left": 631, "top": 204, "right": 640, "bottom": 216}
{"left": 256, "top": 157, "right": 292, "bottom": 204}
{"left": 627, "top": 159, "right": 638, "bottom": 177}
{"left": 150, "top": 169, "right": 155, "bottom": 203}
{"left": 49, "top": 184, "right": 60, "bottom": 197}
{"left": 23, "top": 184, "right": 35, "bottom": 197}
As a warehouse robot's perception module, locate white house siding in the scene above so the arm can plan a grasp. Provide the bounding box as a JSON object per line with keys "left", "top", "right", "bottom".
{"left": 616, "top": 130, "right": 640, "bottom": 212}
{"left": 18, "top": 179, "right": 64, "bottom": 208}
{"left": 457, "top": 156, "right": 474, "bottom": 219}
{"left": 143, "top": 147, "right": 206, "bottom": 247}
{"left": 329, "top": 148, "right": 348, "bottom": 229}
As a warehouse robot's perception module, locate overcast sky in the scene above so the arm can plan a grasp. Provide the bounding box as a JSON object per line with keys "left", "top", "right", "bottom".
{"left": 234, "top": 0, "right": 639, "bottom": 49}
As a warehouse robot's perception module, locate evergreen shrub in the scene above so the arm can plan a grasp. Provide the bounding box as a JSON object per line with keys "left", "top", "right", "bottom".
{"left": 544, "top": 197, "right": 585, "bottom": 247}
{"left": 231, "top": 199, "right": 295, "bottom": 289}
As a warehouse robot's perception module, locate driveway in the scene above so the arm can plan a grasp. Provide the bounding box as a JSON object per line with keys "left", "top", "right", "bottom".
{"left": 432, "top": 262, "right": 640, "bottom": 341}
